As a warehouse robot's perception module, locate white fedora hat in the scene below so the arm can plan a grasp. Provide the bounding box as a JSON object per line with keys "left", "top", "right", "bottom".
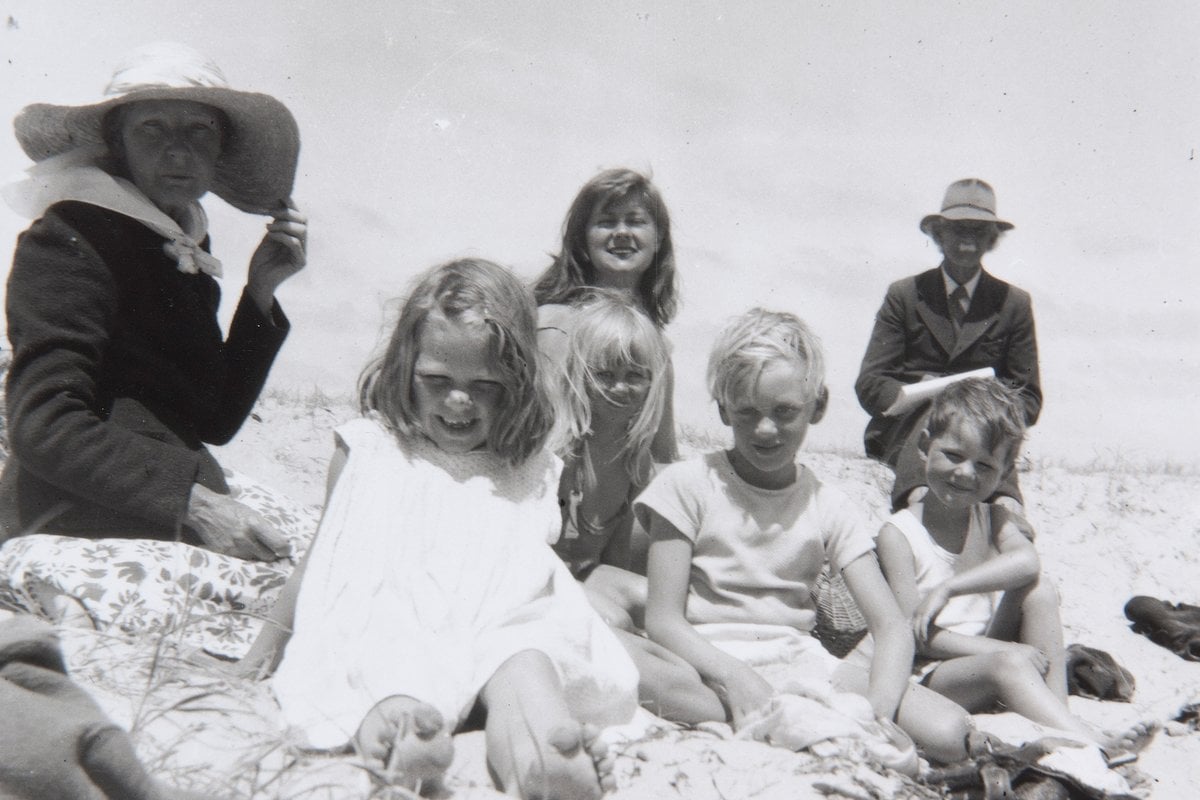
{"left": 920, "top": 178, "right": 1014, "bottom": 236}
{"left": 13, "top": 42, "right": 299, "bottom": 215}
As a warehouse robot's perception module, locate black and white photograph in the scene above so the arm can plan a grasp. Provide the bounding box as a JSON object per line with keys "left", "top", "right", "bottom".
{"left": 0, "top": 2, "right": 1196, "bottom": 797}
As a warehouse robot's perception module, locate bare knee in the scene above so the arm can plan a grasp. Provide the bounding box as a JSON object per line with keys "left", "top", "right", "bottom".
{"left": 896, "top": 684, "right": 972, "bottom": 764}
{"left": 628, "top": 636, "right": 724, "bottom": 723}
{"left": 991, "top": 647, "right": 1034, "bottom": 679}
{"left": 585, "top": 566, "right": 647, "bottom": 628}
{"left": 483, "top": 649, "right": 556, "bottom": 705}
{"left": 586, "top": 565, "right": 645, "bottom": 609}
{"left": 590, "top": 595, "right": 636, "bottom": 631}
{"left": 903, "top": 706, "right": 972, "bottom": 764}
{"left": 1022, "top": 576, "right": 1060, "bottom": 614}
{"left": 654, "top": 659, "right": 712, "bottom": 704}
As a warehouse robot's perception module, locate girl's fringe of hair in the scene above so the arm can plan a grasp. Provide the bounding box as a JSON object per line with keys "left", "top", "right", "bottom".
{"left": 550, "top": 290, "right": 670, "bottom": 486}
{"left": 358, "top": 258, "right": 553, "bottom": 465}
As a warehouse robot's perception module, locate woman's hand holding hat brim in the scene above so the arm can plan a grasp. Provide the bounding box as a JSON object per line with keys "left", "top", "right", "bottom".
{"left": 247, "top": 198, "right": 307, "bottom": 314}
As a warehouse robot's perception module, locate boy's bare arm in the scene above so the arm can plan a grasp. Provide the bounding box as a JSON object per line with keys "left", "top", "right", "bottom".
{"left": 990, "top": 504, "right": 1039, "bottom": 555}
{"left": 875, "top": 524, "right": 923, "bottom": 616}
{"left": 842, "top": 551, "right": 912, "bottom": 721}
{"left": 877, "top": 523, "right": 1033, "bottom": 660}
{"left": 920, "top": 506, "right": 1040, "bottom": 648}
{"left": 934, "top": 509, "right": 1040, "bottom": 600}
{"left": 643, "top": 512, "right": 772, "bottom": 727}
{"left": 920, "top": 618, "right": 1025, "bottom": 661}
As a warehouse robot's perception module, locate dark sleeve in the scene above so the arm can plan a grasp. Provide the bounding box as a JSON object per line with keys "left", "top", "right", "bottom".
{"left": 5, "top": 214, "right": 202, "bottom": 530}
{"left": 198, "top": 291, "right": 289, "bottom": 444}
{"left": 1000, "top": 289, "right": 1042, "bottom": 426}
{"left": 855, "top": 282, "right": 908, "bottom": 417}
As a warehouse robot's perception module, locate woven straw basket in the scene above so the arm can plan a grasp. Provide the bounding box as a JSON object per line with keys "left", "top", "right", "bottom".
{"left": 812, "top": 565, "right": 868, "bottom": 657}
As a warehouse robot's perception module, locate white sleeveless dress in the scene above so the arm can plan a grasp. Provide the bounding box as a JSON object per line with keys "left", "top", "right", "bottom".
{"left": 272, "top": 418, "right": 638, "bottom": 747}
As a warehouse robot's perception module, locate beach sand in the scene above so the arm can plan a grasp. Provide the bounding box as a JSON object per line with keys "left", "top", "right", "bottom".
{"left": 2, "top": 391, "right": 1191, "bottom": 798}
{"left": 206, "top": 394, "right": 1200, "bottom": 797}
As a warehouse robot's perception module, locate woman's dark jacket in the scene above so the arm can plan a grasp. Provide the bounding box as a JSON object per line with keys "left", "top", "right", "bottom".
{"left": 0, "top": 200, "right": 288, "bottom": 542}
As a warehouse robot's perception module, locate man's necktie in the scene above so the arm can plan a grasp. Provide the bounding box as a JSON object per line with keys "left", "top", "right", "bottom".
{"left": 950, "top": 285, "right": 969, "bottom": 328}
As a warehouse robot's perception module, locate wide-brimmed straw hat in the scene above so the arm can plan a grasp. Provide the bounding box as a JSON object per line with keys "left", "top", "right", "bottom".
{"left": 919, "top": 178, "right": 1014, "bottom": 236}
{"left": 12, "top": 42, "right": 299, "bottom": 215}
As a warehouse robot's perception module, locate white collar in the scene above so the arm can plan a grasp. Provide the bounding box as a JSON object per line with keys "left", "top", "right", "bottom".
{"left": 2, "top": 146, "right": 222, "bottom": 277}
{"left": 941, "top": 268, "right": 981, "bottom": 300}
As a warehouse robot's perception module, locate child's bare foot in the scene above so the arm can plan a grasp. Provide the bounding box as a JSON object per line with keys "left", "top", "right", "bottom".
{"left": 499, "top": 719, "right": 602, "bottom": 800}
{"left": 483, "top": 650, "right": 609, "bottom": 799}
{"left": 355, "top": 695, "right": 454, "bottom": 792}
{"left": 1097, "top": 720, "right": 1159, "bottom": 765}
{"left": 586, "top": 724, "right": 622, "bottom": 794}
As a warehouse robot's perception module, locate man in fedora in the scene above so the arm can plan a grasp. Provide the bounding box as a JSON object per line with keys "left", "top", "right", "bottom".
{"left": 855, "top": 178, "right": 1042, "bottom": 513}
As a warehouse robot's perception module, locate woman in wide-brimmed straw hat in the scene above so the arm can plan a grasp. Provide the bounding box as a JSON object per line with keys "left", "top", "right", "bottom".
{"left": 0, "top": 43, "right": 316, "bottom": 656}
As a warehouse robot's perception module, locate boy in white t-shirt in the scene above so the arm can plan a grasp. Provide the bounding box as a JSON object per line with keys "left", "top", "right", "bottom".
{"left": 869, "top": 377, "right": 1155, "bottom": 761}
{"left": 637, "top": 308, "right": 975, "bottom": 764}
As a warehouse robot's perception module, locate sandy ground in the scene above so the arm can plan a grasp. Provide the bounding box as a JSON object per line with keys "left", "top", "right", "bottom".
{"left": 204, "top": 394, "right": 1200, "bottom": 798}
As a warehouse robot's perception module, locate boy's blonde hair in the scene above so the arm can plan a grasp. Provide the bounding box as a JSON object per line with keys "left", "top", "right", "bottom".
{"left": 707, "top": 308, "right": 826, "bottom": 409}
{"left": 554, "top": 289, "right": 670, "bottom": 484}
{"left": 359, "top": 258, "right": 553, "bottom": 465}
{"left": 926, "top": 377, "right": 1026, "bottom": 465}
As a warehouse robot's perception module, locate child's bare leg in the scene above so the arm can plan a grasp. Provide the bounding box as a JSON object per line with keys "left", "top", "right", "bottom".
{"left": 582, "top": 568, "right": 724, "bottom": 722}
{"left": 988, "top": 576, "right": 1068, "bottom": 702}
{"left": 928, "top": 651, "right": 1158, "bottom": 760}
{"left": 1020, "top": 579, "right": 1068, "bottom": 701}
{"left": 355, "top": 695, "right": 454, "bottom": 792}
{"left": 480, "top": 650, "right": 602, "bottom": 800}
{"left": 236, "top": 532, "right": 316, "bottom": 679}
{"left": 582, "top": 584, "right": 636, "bottom": 632}
{"left": 583, "top": 565, "right": 647, "bottom": 630}
{"left": 614, "top": 628, "right": 725, "bottom": 723}
{"left": 834, "top": 662, "right": 973, "bottom": 764}
{"left": 927, "top": 651, "right": 1103, "bottom": 741}
{"left": 931, "top": 651, "right": 1159, "bottom": 760}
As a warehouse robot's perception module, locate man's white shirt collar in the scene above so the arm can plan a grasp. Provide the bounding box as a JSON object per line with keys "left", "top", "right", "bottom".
{"left": 942, "top": 268, "right": 981, "bottom": 301}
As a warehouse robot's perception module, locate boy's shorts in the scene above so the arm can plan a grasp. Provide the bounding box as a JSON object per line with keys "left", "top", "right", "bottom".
{"left": 698, "top": 623, "right": 839, "bottom": 683}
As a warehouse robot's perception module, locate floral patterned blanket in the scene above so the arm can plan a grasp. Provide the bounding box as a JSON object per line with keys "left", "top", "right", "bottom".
{"left": 0, "top": 470, "right": 317, "bottom": 659}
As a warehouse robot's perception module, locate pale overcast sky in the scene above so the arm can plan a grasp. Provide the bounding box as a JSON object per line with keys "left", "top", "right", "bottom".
{"left": 2, "top": 0, "right": 1197, "bottom": 466}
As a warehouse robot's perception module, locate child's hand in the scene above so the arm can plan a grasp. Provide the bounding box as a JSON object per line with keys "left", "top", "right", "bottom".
{"left": 912, "top": 584, "right": 952, "bottom": 644}
{"left": 720, "top": 666, "right": 774, "bottom": 729}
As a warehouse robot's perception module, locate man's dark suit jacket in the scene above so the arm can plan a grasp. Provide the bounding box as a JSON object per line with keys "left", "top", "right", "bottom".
{"left": 855, "top": 267, "right": 1042, "bottom": 464}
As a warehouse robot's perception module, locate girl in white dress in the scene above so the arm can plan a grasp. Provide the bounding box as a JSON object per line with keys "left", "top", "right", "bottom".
{"left": 244, "top": 259, "right": 638, "bottom": 798}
